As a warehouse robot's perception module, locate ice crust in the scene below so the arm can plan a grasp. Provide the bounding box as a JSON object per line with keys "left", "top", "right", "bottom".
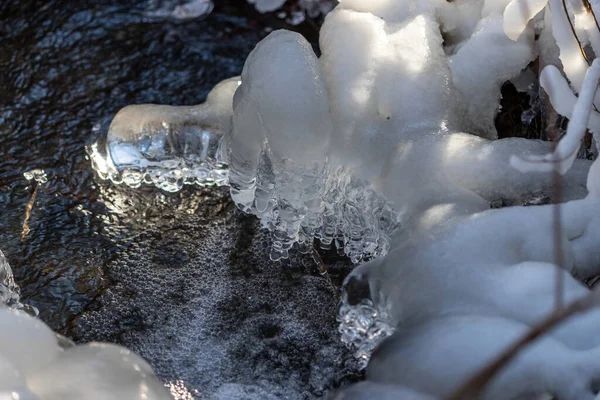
{"left": 0, "top": 306, "right": 170, "bottom": 400}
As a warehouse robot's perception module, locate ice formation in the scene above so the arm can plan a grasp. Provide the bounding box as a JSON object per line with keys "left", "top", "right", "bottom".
{"left": 144, "top": 0, "right": 214, "bottom": 21}
{"left": 89, "top": 77, "right": 240, "bottom": 192}
{"left": 0, "top": 251, "right": 169, "bottom": 399}
{"left": 90, "top": 0, "right": 593, "bottom": 265}
{"left": 0, "top": 307, "right": 170, "bottom": 400}
{"left": 222, "top": 0, "right": 560, "bottom": 263}
{"left": 0, "top": 251, "right": 22, "bottom": 309}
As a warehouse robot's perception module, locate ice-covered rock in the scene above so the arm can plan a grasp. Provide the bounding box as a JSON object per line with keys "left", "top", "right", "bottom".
{"left": 89, "top": 77, "right": 240, "bottom": 192}
{"left": 0, "top": 307, "right": 170, "bottom": 400}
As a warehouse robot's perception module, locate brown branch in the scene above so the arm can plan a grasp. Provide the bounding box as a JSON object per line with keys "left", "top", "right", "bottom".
{"left": 310, "top": 246, "right": 340, "bottom": 299}
{"left": 563, "top": 0, "right": 590, "bottom": 64}
{"left": 448, "top": 289, "right": 600, "bottom": 400}
{"left": 21, "top": 181, "right": 39, "bottom": 241}
{"left": 583, "top": 0, "right": 600, "bottom": 33}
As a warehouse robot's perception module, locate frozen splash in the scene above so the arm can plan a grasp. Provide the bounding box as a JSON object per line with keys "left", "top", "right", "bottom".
{"left": 88, "top": 77, "right": 239, "bottom": 192}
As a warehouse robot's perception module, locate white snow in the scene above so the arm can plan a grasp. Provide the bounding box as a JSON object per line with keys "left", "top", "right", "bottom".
{"left": 503, "top": 0, "right": 547, "bottom": 40}
{"left": 0, "top": 308, "right": 170, "bottom": 400}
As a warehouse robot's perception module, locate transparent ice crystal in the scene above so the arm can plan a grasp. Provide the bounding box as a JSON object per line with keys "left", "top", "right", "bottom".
{"left": 89, "top": 77, "right": 239, "bottom": 192}
{"left": 0, "top": 250, "right": 21, "bottom": 309}
{"left": 0, "top": 250, "right": 37, "bottom": 316}
{"left": 23, "top": 169, "right": 48, "bottom": 184}
{"left": 225, "top": 30, "right": 402, "bottom": 262}
{"left": 241, "top": 164, "right": 401, "bottom": 263}
{"left": 337, "top": 296, "right": 394, "bottom": 370}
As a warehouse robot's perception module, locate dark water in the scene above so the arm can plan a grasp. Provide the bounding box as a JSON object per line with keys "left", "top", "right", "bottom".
{"left": 0, "top": 0, "right": 317, "bottom": 334}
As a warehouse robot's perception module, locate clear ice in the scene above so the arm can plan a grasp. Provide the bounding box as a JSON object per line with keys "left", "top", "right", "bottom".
{"left": 0, "top": 251, "right": 22, "bottom": 309}
{"left": 89, "top": 77, "right": 240, "bottom": 192}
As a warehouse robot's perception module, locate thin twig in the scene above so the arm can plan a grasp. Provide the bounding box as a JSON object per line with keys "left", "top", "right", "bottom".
{"left": 448, "top": 289, "right": 600, "bottom": 400}
{"left": 583, "top": 0, "right": 600, "bottom": 33}
{"left": 560, "top": 0, "right": 600, "bottom": 113}
{"left": 563, "top": 0, "right": 590, "bottom": 64}
{"left": 310, "top": 245, "right": 340, "bottom": 299}
{"left": 21, "top": 181, "right": 39, "bottom": 241}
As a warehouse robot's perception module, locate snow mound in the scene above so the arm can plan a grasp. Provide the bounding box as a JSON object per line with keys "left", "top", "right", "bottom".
{"left": 0, "top": 307, "right": 170, "bottom": 400}
{"left": 222, "top": 0, "right": 537, "bottom": 261}
{"left": 0, "top": 251, "right": 21, "bottom": 309}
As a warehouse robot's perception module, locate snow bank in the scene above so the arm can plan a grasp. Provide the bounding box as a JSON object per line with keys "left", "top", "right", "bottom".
{"left": 0, "top": 307, "right": 170, "bottom": 400}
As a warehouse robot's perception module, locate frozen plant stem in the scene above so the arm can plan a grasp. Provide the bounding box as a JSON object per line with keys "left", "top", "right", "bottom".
{"left": 310, "top": 246, "right": 339, "bottom": 299}
{"left": 21, "top": 181, "right": 39, "bottom": 241}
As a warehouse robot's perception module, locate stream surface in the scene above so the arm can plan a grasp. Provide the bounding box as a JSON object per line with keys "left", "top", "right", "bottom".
{"left": 1, "top": 2, "right": 354, "bottom": 398}
{"left": 1, "top": 0, "right": 265, "bottom": 332}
